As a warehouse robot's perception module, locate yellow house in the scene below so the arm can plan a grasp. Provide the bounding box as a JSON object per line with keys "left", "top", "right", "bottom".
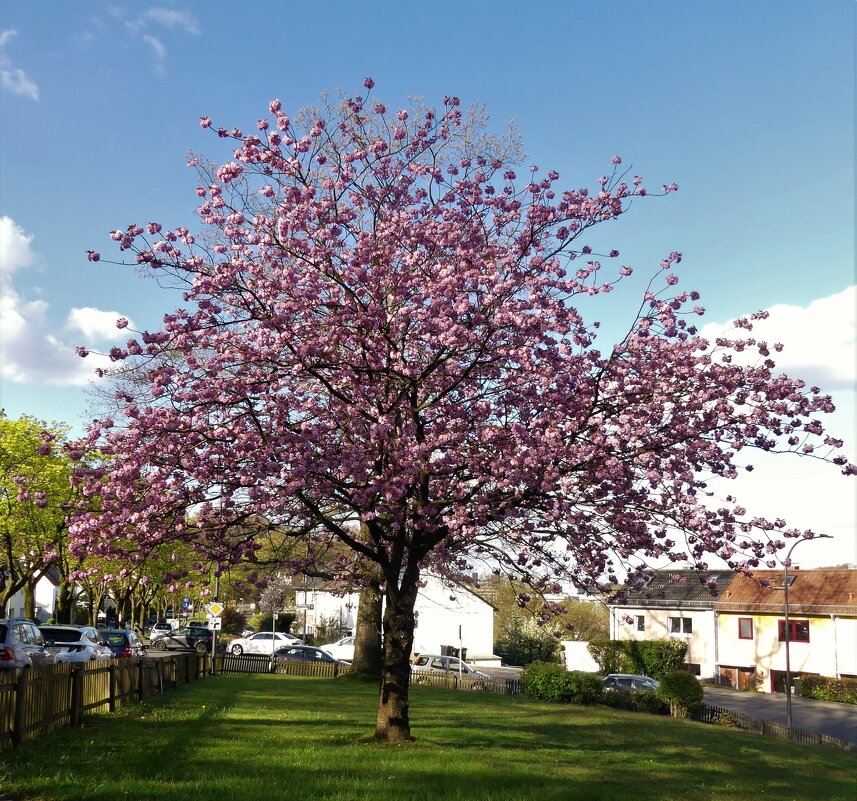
{"left": 715, "top": 569, "right": 857, "bottom": 693}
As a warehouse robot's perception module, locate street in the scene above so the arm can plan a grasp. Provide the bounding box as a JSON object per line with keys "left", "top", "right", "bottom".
{"left": 704, "top": 686, "right": 857, "bottom": 746}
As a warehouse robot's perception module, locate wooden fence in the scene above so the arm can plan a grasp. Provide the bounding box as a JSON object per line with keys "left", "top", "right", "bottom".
{"left": 696, "top": 704, "right": 857, "bottom": 752}
{"left": 0, "top": 653, "right": 208, "bottom": 748}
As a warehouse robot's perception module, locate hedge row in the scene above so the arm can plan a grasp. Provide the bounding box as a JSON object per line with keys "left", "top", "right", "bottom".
{"left": 801, "top": 675, "right": 857, "bottom": 705}
{"left": 586, "top": 639, "right": 688, "bottom": 679}
{"left": 521, "top": 662, "right": 700, "bottom": 719}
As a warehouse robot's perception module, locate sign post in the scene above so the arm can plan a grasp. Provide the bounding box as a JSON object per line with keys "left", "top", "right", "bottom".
{"left": 206, "top": 601, "right": 223, "bottom": 675}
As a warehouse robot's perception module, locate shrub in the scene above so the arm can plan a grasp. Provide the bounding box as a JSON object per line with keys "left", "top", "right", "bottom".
{"left": 220, "top": 607, "right": 246, "bottom": 635}
{"left": 587, "top": 639, "right": 687, "bottom": 679}
{"left": 522, "top": 663, "right": 603, "bottom": 704}
{"left": 658, "top": 671, "right": 704, "bottom": 718}
{"left": 800, "top": 675, "right": 857, "bottom": 705}
{"left": 629, "top": 689, "right": 669, "bottom": 715}
{"left": 565, "top": 671, "right": 604, "bottom": 705}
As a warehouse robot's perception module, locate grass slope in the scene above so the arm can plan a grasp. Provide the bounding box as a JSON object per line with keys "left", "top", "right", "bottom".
{"left": 1, "top": 674, "right": 853, "bottom": 801}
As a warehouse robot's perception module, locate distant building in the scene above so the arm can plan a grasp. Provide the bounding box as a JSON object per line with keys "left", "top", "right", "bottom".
{"left": 296, "top": 572, "right": 498, "bottom": 664}
{"left": 715, "top": 569, "right": 857, "bottom": 692}
{"left": 606, "top": 568, "right": 857, "bottom": 692}
{"left": 607, "top": 570, "right": 734, "bottom": 677}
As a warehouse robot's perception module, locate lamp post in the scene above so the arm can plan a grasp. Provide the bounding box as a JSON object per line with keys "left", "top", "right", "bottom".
{"left": 780, "top": 534, "right": 832, "bottom": 735}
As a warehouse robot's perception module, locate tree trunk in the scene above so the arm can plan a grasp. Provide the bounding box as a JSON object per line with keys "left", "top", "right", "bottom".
{"left": 374, "top": 576, "right": 418, "bottom": 742}
{"left": 351, "top": 581, "right": 383, "bottom": 678}
{"left": 54, "top": 582, "right": 75, "bottom": 624}
{"left": 23, "top": 579, "right": 36, "bottom": 621}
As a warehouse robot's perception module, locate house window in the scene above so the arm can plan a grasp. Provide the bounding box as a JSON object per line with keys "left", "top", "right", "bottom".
{"left": 778, "top": 620, "right": 810, "bottom": 643}
{"left": 635, "top": 615, "right": 645, "bottom": 632}
{"left": 738, "top": 618, "right": 754, "bottom": 640}
{"left": 669, "top": 617, "right": 692, "bottom": 634}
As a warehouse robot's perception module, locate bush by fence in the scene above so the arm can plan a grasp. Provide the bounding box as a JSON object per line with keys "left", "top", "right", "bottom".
{"left": 521, "top": 662, "right": 603, "bottom": 704}
{"left": 800, "top": 675, "right": 857, "bottom": 705}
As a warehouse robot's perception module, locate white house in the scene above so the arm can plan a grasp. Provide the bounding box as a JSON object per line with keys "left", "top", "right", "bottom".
{"left": 607, "top": 570, "right": 735, "bottom": 678}
{"left": 3, "top": 569, "right": 60, "bottom": 622}
{"left": 296, "top": 572, "right": 498, "bottom": 664}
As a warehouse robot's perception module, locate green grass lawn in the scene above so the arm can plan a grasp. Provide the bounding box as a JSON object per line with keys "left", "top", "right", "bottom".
{"left": 2, "top": 674, "right": 854, "bottom": 801}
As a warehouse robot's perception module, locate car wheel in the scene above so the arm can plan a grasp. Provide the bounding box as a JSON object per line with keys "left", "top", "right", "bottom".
{"left": 195, "top": 641, "right": 208, "bottom": 653}
{"left": 231, "top": 644, "right": 243, "bottom": 656}
{"left": 414, "top": 674, "right": 430, "bottom": 685}
{"left": 153, "top": 640, "right": 167, "bottom": 651}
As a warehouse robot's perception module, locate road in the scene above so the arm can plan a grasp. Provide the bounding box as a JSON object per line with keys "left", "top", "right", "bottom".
{"left": 704, "top": 686, "right": 857, "bottom": 746}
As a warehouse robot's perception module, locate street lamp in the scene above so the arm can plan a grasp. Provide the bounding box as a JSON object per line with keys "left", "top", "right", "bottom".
{"left": 780, "top": 534, "right": 832, "bottom": 736}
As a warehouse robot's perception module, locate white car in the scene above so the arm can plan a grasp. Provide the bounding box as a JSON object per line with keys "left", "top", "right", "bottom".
{"left": 39, "top": 625, "right": 114, "bottom": 664}
{"left": 411, "top": 654, "right": 490, "bottom": 681}
{"left": 228, "top": 631, "right": 302, "bottom": 656}
{"left": 319, "top": 636, "right": 355, "bottom": 662}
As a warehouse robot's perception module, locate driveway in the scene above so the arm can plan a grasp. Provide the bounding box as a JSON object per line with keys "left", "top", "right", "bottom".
{"left": 704, "top": 686, "right": 857, "bottom": 746}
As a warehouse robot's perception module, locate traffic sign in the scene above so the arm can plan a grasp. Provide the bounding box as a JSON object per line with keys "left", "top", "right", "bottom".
{"left": 206, "top": 602, "right": 224, "bottom": 617}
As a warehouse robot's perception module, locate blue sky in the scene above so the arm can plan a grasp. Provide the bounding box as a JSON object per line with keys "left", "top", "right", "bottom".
{"left": 1, "top": 1, "right": 854, "bottom": 567}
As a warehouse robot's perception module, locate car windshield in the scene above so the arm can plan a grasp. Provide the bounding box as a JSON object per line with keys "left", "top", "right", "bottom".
{"left": 102, "top": 632, "right": 127, "bottom": 646}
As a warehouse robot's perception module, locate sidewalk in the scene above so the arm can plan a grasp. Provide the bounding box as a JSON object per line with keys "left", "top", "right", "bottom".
{"left": 703, "top": 686, "right": 857, "bottom": 746}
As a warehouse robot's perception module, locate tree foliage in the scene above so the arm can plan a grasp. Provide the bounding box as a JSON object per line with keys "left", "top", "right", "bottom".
{"left": 0, "top": 414, "right": 91, "bottom": 619}
{"left": 72, "top": 81, "right": 853, "bottom": 741}
{"left": 494, "top": 616, "right": 562, "bottom": 666}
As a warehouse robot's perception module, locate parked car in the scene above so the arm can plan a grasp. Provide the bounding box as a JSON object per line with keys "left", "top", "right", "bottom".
{"left": 411, "top": 654, "right": 490, "bottom": 681}
{"left": 273, "top": 645, "right": 348, "bottom": 665}
{"left": 603, "top": 673, "right": 661, "bottom": 692}
{"left": 39, "top": 625, "right": 113, "bottom": 664}
{"left": 147, "top": 622, "right": 175, "bottom": 640}
{"left": 0, "top": 618, "right": 54, "bottom": 670}
{"left": 99, "top": 628, "right": 147, "bottom": 658}
{"left": 149, "top": 626, "right": 213, "bottom": 653}
{"left": 319, "top": 635, "right": 355, "bottom": 662}
{"left": 228, "top": 631, "right": 302, "bottom": 656}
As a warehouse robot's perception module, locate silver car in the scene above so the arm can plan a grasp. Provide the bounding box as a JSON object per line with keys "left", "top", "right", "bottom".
{"left": 411, "top": 654, "right": 490, "bottom": 681}
{"left": 0, "top": 618, "right": 54, "bottom": 669}
{"left": 39, "top": 625, "right": 114, "bottom": 663}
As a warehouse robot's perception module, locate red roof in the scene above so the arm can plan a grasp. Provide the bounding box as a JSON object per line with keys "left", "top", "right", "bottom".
{"left": 715, "top": 569, "right": 857, "bottom": 615}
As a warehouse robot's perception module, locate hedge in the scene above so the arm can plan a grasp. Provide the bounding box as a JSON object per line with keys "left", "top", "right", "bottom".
{"left": 521, "top": 662, "right": 603, "bottom": 704}
{"left": 587, "top": 639, "right": 688, "bottom": 679}
{"left": 800, "top": 675, "right": 857, "bottom": 705}
{"left": 659, "top": 671, "right": 704, "bottom": 718}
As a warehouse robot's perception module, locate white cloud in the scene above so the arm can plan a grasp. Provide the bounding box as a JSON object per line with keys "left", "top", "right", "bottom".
{"left": 699, "top": 286, "right": 857, "bottom": 568}
{"left": 699, "top": 285, "right": 856, "bottom": 392}
{"left": 110, "top": 6, "right": 200, "bottom": 76}
{"left": 0, "top": 218, "right": 122, "bottom": 386}
{"left": 141, "top": 8, "right": 200, "bottom": 35}
{"left": 67, "top": 307, "right": 134, "bottom": 341}
{"left": 0, "top": 216, "right": 36, "bottom": 274}
{"left": 142, "top": 34, "right": 167, "bottom": 76}
{"left": 0, "top": 29, "right": 39, "bottom": 101}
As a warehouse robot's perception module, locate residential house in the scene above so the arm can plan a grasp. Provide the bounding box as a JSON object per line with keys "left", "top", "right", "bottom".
{"left": 2, "top": 569, "right": 60, "bottom": 622}
{"left": 607, "top": 570, "right": 735, "bottom": 677}
{"left": 715, "top": 568, "right": 857, "bottom": 692}
{"left": 296, "top": 572, "right": 498, "bottom": 664}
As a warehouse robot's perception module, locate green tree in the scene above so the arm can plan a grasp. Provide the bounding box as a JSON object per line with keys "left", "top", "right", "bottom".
{"left": 0, "top": 414, "right": 85, "bottom": 620}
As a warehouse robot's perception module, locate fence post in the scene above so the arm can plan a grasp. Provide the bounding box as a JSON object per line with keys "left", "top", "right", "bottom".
{"left": 12, "top": 670, "right": 28, "bottom": 747}
{"left": 70, "top": 668, "right": 83, "bottom": 728}
{"left": 138, "top": 659, "right": 145, "bottom": 700}
{"left": 109, "top": 664, "right": 117, "bottom": 713}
